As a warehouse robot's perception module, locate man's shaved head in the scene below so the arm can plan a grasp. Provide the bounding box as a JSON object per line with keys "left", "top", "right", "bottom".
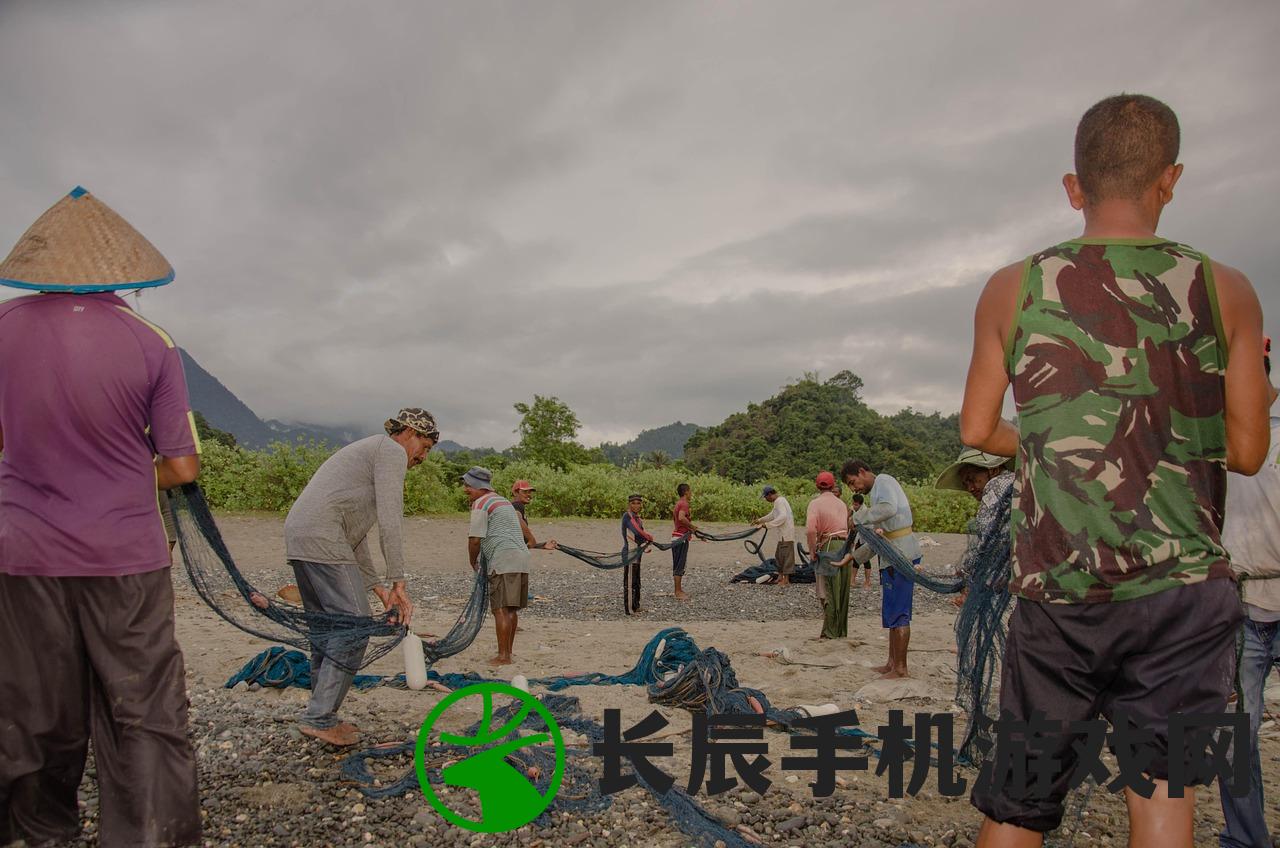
{"left": 1074, "top": 94, "right": 1180, "bottom": 204}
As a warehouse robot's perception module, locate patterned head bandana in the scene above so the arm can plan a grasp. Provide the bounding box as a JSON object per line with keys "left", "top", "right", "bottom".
{"left": 385, "top": 408, "right": 439, "bottom": 441}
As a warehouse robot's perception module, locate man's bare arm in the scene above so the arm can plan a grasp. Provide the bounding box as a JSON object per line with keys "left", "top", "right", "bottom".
{"left": 1214, "top": 260, "right": 1271, "bottom": 474}
{"left": 156, "top": 454, "right": 200, "bottom": 490}
{"left": 960, "top": 263, "right": 1022, "bottom": 456}
{"left": 468, "top": 537, "right": 482, "bottom": 571}
{"left": 518, "top": 513, "right": 538, "bottom": 548}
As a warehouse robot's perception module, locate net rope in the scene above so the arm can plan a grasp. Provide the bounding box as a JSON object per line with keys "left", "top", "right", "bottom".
{"left": 168, "top": 483, "right": 488, "bottom": 672}
{"left": 550, "top": 526, "right": 761, "bottom": 570}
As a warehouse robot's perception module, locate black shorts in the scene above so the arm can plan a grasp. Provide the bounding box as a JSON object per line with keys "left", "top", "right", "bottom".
{"left": 970, "top": 578, "right": 1242, "bottom": 832}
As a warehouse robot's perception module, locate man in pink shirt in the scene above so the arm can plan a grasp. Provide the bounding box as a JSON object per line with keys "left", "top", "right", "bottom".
{"left": 0, "top": 188, "right": 202, "bottom": 846}
{"left": 805, "top": 471, "right": 852, "bottom": 639}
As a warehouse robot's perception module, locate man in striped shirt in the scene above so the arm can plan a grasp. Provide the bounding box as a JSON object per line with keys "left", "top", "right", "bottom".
{"left": 464, "top": 467, "right": 531, "bottom": 666}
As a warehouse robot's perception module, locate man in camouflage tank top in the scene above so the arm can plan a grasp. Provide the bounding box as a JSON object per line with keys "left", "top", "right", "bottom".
{"left": 961, "top": 95, "right": 1270, "bottom": 846}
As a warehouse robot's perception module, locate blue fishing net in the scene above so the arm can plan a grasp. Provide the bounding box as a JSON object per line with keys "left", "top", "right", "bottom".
{"left": 169, "top": 482, "right": 488, "bottom": 672}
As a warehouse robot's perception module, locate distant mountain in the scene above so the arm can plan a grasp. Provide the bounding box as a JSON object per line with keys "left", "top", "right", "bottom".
{"left": 180, "top": 349, "right": 365, "bottom": 449}
{"left": 601, "top": 421, "right": 703, "bottom": 465}
{"left": 436, "top": 440, "right": 499, "bottom": 457}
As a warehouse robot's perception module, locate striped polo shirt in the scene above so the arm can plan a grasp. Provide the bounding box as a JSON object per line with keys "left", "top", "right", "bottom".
{"left": 469, "top": 492, "right": 531, "bottom": 575}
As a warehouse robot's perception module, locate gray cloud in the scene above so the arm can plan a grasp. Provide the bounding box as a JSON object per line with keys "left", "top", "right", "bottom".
{"left": 1, "top": 0, "right": 1276, "bottom": 448}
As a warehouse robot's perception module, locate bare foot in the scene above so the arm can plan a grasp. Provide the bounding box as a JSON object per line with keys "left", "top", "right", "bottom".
{"left": 299, "top": 724, "right": 358, "bottom": 747}
{"left": 631, "top": 607, "right": 644, "bottom": 614}
{"left": 336, "top": 720, "right": 359, "bottom": 734}
{"left": 487, "top": 655, "right": 513, "bottom": 667}
{"left": 674, "top": 591, "right": 690, "bottom": 601}
{"left": 871, "top": 663, "right": 892, "bottom": 674}
{"left": 949, "top": 645, "right": 959, "bottom": 655}
{"left": 878, "top": 669, "right": 909, "bottom": 680}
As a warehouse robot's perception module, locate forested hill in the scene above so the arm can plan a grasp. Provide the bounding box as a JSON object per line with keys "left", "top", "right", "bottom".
{"left": 600, "top": 421, "right": 703, "bottom": 464}
{"left": 682, "top": 372, "right": 962, "bottom": 484}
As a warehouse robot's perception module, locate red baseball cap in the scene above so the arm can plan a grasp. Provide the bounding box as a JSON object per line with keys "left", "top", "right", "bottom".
{"left": 815, "top": 471, "right": 836, "bottom": 490}
{"left": 511, "top": 480, "right": 536, "bottom": 494}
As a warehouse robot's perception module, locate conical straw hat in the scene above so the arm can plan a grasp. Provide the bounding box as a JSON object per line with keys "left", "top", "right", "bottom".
{"left": 0, "top": 186, "right": 173, "bottom": 292}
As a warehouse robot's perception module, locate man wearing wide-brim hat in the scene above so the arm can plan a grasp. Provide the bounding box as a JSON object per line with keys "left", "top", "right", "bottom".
{"left": 285, "top": 407, "right": 437, "bottom": 746}
{"left": 935, "top": 448, "right": 1015, "bottom": 501}
{"left": 0, "top": 187, "right": 203, "bottom": 846}
{"left": 935, "top": 448, "right": 1015, "bottom": 604}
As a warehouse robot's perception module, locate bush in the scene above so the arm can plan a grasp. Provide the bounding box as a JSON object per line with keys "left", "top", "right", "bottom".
{"left": 195, "top": 445, "right": 979, "bottom": 533}
{"left": 198, "top": 440, "right": 460, "bottom": 514}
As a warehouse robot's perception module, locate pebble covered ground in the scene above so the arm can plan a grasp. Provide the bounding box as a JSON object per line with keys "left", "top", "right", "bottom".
{"left": 63, "top": 685, "right": 1269, "bottom": 848}
{"left": 254, "top": 541, "right": 970, "bottom": 625}
{"left": 46, "top": 517, "right": 1280, "bottom": 847}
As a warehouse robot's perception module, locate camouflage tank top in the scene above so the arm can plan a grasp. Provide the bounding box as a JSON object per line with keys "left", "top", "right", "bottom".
{"left": 1006, "top": 238, "right": 1231, "bottom": 603}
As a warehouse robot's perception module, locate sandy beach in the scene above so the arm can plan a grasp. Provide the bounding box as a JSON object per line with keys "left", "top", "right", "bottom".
{"left": 67, "top": 513, "right": 1280, "bottom": 847}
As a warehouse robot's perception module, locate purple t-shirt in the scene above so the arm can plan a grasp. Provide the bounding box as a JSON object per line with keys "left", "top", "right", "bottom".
{"left": 0, "top": 292, "right": 200, "bottom": 577}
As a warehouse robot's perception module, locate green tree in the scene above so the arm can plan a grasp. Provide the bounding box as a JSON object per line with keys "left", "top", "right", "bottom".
{"left": 513, "top": 395, "right": 593, "bottom": 470}
{"left": 646, "top": 450, "right": 671, "bottom": 469}
{"left": 193, "top": 410, "right": 238, "bottom": 448}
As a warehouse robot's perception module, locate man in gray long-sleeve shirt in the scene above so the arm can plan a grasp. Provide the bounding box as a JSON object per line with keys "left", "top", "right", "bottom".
{"left": 285, "top": 407, "right": 438, "bottom": 746}
{"left": 842, "top": 458, "right": 920, "bottom": 680}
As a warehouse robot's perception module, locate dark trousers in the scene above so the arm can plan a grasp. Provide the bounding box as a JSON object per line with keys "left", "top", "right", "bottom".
{"left": 624, "top": 555, "right": 641, "bottom": 615}
{"left": 0, "top": 570, "right": 201, "bottom": 847}
{"left": 672, "top": 542, "right": 689, "bottom": 577}
{"left": 290, "top": 560, "right": 370, "bottom": 729}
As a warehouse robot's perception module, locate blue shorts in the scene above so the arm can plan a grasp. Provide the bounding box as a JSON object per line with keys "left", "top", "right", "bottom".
{"left": 880, "top": 559, "right": 916, "bottom": 629}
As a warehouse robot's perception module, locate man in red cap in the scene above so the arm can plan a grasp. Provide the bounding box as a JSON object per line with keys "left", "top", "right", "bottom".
{"left": 805, "top": 471, "right": 853, "bottom": 639}
{"left": 510, "top": 480, "right": 557, "bottom": 552}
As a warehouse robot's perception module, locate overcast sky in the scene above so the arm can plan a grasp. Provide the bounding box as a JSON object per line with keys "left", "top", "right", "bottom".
{"left": 2, "top": 1, "right": 1276, "bottom": 448}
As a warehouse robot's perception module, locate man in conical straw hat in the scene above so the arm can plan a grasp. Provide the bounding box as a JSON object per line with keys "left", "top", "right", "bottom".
{"left": 0, "top": 187, "right": 202, "bottom": 846}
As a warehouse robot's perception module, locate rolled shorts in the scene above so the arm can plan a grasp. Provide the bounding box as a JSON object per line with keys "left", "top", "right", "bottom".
{"left": 488, "top": 571, "right": 529, "bottom": 612}
{"left": 880, "top": 560, "right": 916, "bottom": 628}
{"left": 775, "top": 541, "right": 796, "bottom": 576}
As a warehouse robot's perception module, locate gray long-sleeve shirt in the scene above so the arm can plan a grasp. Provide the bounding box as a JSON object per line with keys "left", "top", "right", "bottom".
{"left": 285, "top": 434, "right": 409, "bottom": 587}
{"left": 852, "top": 473, "right": 921, "bottom": 563}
